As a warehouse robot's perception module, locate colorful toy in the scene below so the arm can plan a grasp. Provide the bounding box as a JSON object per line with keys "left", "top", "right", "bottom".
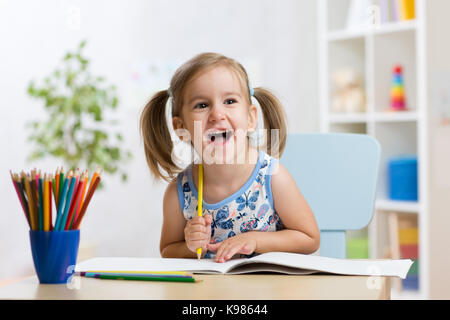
{"left": 390, "top": 65, "right": 407, "bottom": 111}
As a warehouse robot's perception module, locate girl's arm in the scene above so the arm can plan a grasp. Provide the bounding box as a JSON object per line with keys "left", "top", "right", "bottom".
{"left": 159, "top": 180, "right": 197, "bottom": 258}
{"left": 208, "top": 162, "right": 321, "bottom": 262}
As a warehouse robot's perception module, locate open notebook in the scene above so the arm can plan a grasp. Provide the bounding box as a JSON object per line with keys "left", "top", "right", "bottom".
{"left": 75, "top": 252, "right": 413, "bottom": 279}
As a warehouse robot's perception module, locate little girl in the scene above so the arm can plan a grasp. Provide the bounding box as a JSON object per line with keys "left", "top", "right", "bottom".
{"left": 140, "top": 52, "right": 320, "bottom": 262}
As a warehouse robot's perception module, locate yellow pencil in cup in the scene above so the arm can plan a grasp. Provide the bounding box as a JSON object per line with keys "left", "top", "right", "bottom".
{"left": 197, "top": 164, "right": 203, "bottom": 260}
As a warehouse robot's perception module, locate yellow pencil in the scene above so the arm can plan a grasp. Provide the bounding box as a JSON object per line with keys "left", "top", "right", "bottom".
{"left": 196, "top": 164, "right": 203, "bottom": 260}
{"left": 43, "top": 174, "right": 49, "bottom": 231}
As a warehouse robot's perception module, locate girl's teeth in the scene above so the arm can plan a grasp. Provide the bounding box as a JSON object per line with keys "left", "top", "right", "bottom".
{"left": 209, "top": 131, "right": 232, "bottom": 142}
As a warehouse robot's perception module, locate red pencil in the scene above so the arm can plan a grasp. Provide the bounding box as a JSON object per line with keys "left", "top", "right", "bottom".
{"left": 29, "top": 173, "right": 39, "bottom": 229}
{"left": 64, "top": 170, "right": 82, "bottom": 230}
{"left": 34, "top": 170, "right": 40, "bottom": 213}
{"left": 10, "top": 171, "right": 30, "bottom": 228}
{"left": 73, "top": 170, "right": 88, "bottom": 228}
{"left": 73, "top": 174, "right": 101, "bottom": 230}
{"left": 49, "top": 177, "right": 53, "bottom": 230}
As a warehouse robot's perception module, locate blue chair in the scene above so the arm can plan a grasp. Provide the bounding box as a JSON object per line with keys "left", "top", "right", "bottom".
{"left": 280, "top": 133, "right": 381, "bottom": 259}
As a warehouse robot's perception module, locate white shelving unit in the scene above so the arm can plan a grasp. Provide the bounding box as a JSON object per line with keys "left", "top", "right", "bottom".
{"left": 318, "top": 0, "right": 428, "bottom": 299}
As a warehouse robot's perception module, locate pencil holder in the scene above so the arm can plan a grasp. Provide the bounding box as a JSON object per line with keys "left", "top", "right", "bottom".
{"left": 29, "top": 230, "right": 80, "bottom": 284}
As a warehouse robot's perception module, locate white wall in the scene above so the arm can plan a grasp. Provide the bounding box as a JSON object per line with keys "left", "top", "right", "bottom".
{"left": 0, "top": 0, "right": 318, "bottom": 281}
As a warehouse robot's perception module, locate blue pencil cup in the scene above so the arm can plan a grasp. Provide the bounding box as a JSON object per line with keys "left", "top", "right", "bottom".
{"left": 29, "top": 230, "right": 80, "bottom": 284}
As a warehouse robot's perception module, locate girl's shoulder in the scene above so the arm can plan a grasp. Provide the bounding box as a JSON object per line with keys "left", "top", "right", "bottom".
{"left": 259, "top": 150, "right": 279, "bottom": 179}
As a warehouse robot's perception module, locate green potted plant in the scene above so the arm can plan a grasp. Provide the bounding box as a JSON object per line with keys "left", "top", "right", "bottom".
{"left": 26, "top": 40, "right": 132, "bottom": 185}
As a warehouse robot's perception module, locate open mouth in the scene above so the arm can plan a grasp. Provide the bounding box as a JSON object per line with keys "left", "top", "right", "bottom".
{"left": 206, "top": 130, "right": 234, "bottom": 144}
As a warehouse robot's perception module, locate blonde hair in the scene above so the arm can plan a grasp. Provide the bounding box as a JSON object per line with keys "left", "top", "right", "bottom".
{"left": 140, "top": 52, "right": 287, "bottom": 182}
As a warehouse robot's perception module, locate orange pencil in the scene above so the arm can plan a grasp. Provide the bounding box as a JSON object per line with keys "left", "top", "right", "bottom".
{"left": 86, "top": 168, "right": 99, "bottom": 196}
{"left": 74, "top": 170, "right": 88, "bottom": 224}
{"left": 75, "top": 170, "right": 89, "bottom": 221}
{"left": 73, "top": 173, "right": 101, "bottom": 230}
{"left": 55, "top": 167, "right": 60, "bottom": 208}
{"left": 65, "top": 171, "right": 84, "bottom": 230}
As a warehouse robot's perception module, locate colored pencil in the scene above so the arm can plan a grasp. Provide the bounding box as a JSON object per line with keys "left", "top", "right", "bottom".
{"left": 10, "top": 171, "right": 30, "bottom": 228}
{"left": 58, "top": 171, "right": 76, "bottom": 231}
{"left": 83, "top": 273, "right": 197, "bottom": 283}
{"left": 29, "top": 174, "right": 39, "bottom": 230}
{"left": 83, "top": 270, "right": 191, "bottom": 276}
{"left": 52, "top": 170, "right": 57, "bottom": 208}
{"left": 14, "top": 173, "right": 30, "bottom": 223}
{"left": 18, "top": 178, "right": 31, "bottom": 228}
{"left": 197, "top": 164, "right": 203, "bottom": 260}
{"left": 38, "top": 172, "right": 44, "bottom": 231}
{"left": 11, "top": 168, "right": 100, "bottom": 232}
{"left": 54, "top": 167, "right": 59, "bottom": 207}
{"left": 82, "top": 272, "right": 193, "bottom": 279}
{"left": 74, "top": 171, "right": 89, "bottom": 224}
{"left": 72, "top": 174, "right": 101, "bottom": 230}
{"left": 49, "top": 177, "right": 53, "bottom": 230}
{"left": 55, "top": 171, "right": 71, "bottom": 230}
{"left": 22, "top": 173, "right": 37, "bottom": 231}
{"left": 35, "top": 170, "right": 40, "bottom": 203}
{"left": 58, "top": 167, "right": 65, "bottom": 208}
{"left": 43, "top": 174, "right": 49, "bottom": 231}
{"left": 86, "top": 168, "right": 99, "bottom": 198}
{"left": 65, "top": 171, "right": 85, "bottom": 230}
{"left": 70, "top": 169, "right": 80, "bottom": 213}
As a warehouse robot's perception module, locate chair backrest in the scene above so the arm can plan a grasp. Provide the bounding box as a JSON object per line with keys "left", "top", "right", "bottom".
{"left": 280, "top": 133, "right": 380, "bottom": 258}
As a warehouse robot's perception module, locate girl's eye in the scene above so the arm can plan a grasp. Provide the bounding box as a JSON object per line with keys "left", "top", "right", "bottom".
{"left": 194, "top": 103, "right": 208, "bottom": 109}
{"left": 224, "top": 99, "right": 236, "bottom": 105}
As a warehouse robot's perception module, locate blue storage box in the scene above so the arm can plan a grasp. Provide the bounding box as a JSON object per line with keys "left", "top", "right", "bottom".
{"left": 388, "top": 156, "right": 418, "bottom": 201}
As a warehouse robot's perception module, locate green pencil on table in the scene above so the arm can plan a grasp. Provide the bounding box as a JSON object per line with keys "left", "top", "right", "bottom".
{"left": 82, "top": 272, "right": 199, "bottom": 283}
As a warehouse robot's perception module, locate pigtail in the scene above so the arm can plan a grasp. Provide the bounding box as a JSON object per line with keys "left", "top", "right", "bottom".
{"left": 140, "top": 90, "right": 179, "bottom": 182}
{"left": 252, "top": 87, "right": 287, "bottom": 158}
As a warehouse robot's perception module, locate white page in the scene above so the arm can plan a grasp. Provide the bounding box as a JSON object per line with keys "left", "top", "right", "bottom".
{"left": 244, "top": 252, "right": 413, "bottom": 279}
{"left": 75, "top": 257, "right": 243, "bottom": 274}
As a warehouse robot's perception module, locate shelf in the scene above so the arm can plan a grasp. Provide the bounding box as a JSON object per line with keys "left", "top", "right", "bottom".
{"left": 373, "top": 20, "right": 417, "bottom": 36}
{"left": 328, "top": 29, "right": 365, "bottom": 42}
{"left": 375, "top": 199, "right": 420, "bottom": 213}
{"left": 328, "top": 20, "right": 417, "bottom": 42}
{"left": 329, "top": 113, "right": 368, "bottom": 123}
{"left": 373, "top": 111, "right": 418, "bottom": 122}
{"left": 328, "top": 111, "right": 419, "bottom": 123}
{"left": 319, "top": 0, "right": 440, "bottom": 300}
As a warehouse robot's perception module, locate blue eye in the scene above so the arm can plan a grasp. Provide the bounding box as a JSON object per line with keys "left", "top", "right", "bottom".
{"left": 194, "top": 103, "right": 208, "bottom": 109}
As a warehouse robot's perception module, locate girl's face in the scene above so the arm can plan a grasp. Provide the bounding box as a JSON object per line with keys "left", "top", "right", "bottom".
{"left": 172, "top": 65, "right": 258, "bottom": 164}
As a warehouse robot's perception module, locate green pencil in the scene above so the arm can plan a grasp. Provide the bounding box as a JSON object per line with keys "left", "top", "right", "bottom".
{"left": 85, "top": 273, "right": 198, "bottom": 283}
{"left": 59, "top": 169, "right": 65, "bottom": 208}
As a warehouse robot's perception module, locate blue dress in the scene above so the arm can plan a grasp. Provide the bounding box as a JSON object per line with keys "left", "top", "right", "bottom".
{"left": 176, "top": 150, "right": 284, "bottom": 259}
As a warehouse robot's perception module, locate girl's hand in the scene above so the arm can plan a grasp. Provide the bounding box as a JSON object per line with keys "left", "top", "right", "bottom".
{"left": 184, "top": 215, "right": 212, "bottom": 255}
{"left": 207, "top": 232, "right": 257, "bottom": 263}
